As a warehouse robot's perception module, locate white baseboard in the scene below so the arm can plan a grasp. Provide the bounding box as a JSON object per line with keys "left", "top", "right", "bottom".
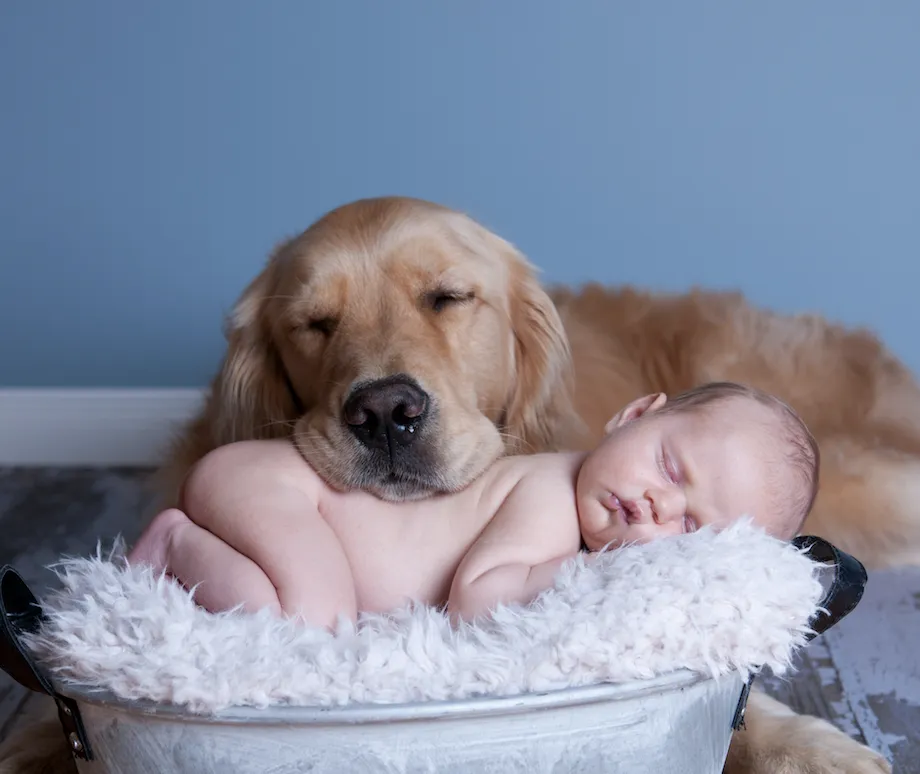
{"left": 0, "top": 389, "right": 207, "bottom": 466}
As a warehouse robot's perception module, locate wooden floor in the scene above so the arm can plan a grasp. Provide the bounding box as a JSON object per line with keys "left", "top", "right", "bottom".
{"left": 1, "top": 467, "right": 918, "bottom": 772}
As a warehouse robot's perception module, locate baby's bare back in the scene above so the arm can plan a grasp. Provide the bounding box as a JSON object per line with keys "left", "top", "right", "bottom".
{"left": 318, "top": 455, "right": 576, "bottom": 612}
{"left": 300, "top": 451, "right": 579, "bottom": 615}
{"left": 178, "top": 439, "right": 583, "bottom": 620}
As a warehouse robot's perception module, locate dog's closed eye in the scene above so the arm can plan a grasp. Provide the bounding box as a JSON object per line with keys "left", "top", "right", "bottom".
{"left": 290, "top": 317, "right": 338, "bottom": 336}
{"left": 308, "top": 318, "right": 339, "bottom": 336}
{"left": 426, "top": 289, "right": 475, "bottom": 313}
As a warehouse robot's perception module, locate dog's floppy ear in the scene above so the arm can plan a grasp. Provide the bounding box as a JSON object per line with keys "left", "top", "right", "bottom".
{"left": 206, "top": 252, "right": 299, "bottom": 447}
{"left": 502, "top": 247, "right": 583, "bottom": 454}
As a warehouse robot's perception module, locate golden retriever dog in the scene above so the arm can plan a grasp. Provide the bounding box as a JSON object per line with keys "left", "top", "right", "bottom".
{"left": 3, "top": 195, "right": 907, "bottom": 773}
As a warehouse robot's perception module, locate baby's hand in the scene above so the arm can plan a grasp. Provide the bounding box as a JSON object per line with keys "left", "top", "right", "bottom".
{"left": 447, "top": 555, "right": 573, "bottom": 626}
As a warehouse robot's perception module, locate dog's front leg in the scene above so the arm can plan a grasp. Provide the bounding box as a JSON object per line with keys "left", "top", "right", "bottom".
{"left": 723, "top": 690, "right": 890, "bottom": 774}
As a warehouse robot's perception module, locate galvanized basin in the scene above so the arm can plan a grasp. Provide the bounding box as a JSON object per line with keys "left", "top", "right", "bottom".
{"left": 62, "top": 670, "right": 745, "bottom": 774}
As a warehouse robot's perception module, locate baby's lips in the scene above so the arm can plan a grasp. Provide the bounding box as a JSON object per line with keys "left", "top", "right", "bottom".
{"left": 602, "top": 491, "right": 625, "bottom": 518}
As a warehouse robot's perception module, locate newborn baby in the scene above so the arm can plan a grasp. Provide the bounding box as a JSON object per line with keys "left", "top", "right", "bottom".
{"left": 129, "top": 381, "right": 819, "bottom": 629}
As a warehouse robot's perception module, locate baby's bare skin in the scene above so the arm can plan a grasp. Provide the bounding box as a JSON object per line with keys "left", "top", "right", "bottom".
{"left": 133, "top": 439, "right": 584, "bottom": 628}
{"left": 130, "top": 387, "right": 812, "bottom": 629}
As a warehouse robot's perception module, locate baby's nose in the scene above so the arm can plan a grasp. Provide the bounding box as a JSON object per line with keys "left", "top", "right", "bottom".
{"left": 649, "top": 487, "right": 685, "bottom": 524}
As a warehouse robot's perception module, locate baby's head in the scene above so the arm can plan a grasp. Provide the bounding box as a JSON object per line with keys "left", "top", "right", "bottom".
{"left": 576, "top": 381, "right": 819, "bottom": 551}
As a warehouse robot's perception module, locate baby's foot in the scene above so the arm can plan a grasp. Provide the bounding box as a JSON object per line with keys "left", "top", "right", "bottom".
{"left": 127, "top": 508, "right": 190, "bottom": 572}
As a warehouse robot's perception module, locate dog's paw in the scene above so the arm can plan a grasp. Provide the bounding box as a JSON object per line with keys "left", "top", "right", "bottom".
{"left": 725, "top": 692, "right": 891, "bottom": 774}
{"left": 743, "top": 718, "right": 891, "bottom": 774}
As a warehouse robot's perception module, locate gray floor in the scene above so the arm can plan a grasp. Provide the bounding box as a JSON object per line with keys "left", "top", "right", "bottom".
{"left": 1, "top": 467, "right": 918, "bottom": 772}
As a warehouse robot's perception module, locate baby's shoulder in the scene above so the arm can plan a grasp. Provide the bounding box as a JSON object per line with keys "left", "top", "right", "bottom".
{"left": 485, "top": 454, "right": 581, "bottom": 545}
{"left": 499, "top": 452, "right": 582, "bottom": 502}
{"left": 517, "top": 451, "right": 582, "bottom": 481}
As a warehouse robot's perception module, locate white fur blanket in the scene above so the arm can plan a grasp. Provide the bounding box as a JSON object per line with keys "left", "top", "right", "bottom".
{"left": 25, "top": 519, "right": 824, "bottom": 714}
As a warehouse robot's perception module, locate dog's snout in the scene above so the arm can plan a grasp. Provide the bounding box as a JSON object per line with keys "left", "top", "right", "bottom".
{"left": 343, "top": 376, "right": 430, "bottom": 451}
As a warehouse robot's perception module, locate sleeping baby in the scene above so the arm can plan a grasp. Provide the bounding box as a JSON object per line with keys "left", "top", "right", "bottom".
{"left": 128, "top": 381, "right": 819, "bottom": 629}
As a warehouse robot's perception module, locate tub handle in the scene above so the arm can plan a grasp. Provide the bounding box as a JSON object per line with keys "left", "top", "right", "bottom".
{"left": 0, "top": 564, "right": 94, "bottom": 761}
{"left": 790, "top": 534, "right": 869, "bottom": 642}
{"left": 730, "top": 534, "right": 869, "bottom": 731}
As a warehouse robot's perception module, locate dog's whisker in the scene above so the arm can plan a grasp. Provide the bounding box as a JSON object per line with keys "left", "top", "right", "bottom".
{"left": 259, "top": 418, "right": 298, "bottom": 428}
{"left": 256, "top": 419, "right": 299, "bottom": 434}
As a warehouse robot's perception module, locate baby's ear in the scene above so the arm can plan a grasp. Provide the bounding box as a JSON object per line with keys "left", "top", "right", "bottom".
{"left": 604, "top": 392, "right": 668, "bottom": 434}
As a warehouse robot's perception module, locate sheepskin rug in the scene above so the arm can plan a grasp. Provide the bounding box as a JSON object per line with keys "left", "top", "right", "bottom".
{"left": 24, "top": 519, "right": 824, "bottom": 714}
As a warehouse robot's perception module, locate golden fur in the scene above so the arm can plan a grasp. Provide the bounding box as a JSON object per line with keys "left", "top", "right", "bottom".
{"left": 160, "top": 195, "right": 920, "bottom": 572}
{"left": 2, "top": 195, "right": 903, "bottom": 774}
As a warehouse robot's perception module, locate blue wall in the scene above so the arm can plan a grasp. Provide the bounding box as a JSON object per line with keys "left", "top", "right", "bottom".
{"left": 2, "top": 1, "right": 918, "bottom": 387}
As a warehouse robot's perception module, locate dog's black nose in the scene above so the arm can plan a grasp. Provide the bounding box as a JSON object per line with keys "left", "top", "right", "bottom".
{"left": 343, "top": 376, "right": 429, "bottom": 451}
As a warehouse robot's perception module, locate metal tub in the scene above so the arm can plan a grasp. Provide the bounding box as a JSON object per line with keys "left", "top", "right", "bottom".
{"left": 62, "top": 670, "right": 745, "bottom": 774}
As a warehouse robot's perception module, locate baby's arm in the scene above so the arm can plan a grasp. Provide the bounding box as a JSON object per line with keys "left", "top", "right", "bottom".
{"left": 447, "top": 469, "right": 581, "bottom": 624}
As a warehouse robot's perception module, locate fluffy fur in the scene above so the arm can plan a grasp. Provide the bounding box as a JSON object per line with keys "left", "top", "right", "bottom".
{"left": 25, "top": 521, "right": 820, "bottom": 714}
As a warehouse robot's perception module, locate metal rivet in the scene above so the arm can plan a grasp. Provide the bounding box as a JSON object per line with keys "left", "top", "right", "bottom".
{"left": 62, "top": 705, "right": 72, "bottom": 716}
{"left": 68, "top": 732, "right": 83, "bottom": 753}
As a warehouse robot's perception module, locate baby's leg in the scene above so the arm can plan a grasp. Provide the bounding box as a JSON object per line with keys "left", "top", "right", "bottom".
{"left": 127, "top": 507, "right": 185, "bottom": 573}
{"left": 178, "top": 440, "right": 358, "bottom": 630}
{"left": 128, "top": 508, "right": 283, "bottom": 615}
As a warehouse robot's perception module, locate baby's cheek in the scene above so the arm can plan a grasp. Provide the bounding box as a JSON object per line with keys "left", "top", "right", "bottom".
{"left": 624, "top": 524, "right": 668, "bottom": 546}
{"left": 593, "top": 522, "right": 628, "bottom": 551}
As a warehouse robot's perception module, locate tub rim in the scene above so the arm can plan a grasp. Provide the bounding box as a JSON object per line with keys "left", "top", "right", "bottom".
{"left": 56, "top": 668, "right": 740, "bottom": 728}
